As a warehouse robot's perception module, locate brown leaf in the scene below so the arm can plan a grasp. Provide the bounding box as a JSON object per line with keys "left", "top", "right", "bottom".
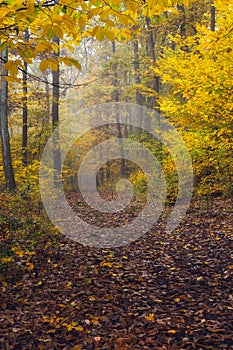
{"left": 71, "top": 345, "right": 83, "bottom": 350}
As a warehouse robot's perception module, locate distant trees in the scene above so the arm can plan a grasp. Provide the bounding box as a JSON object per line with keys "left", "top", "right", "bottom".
{"left": 0, "top": 0, "right": 231, "bottom": 199}
{"left": 0, "top": 0, "right": 187, "bottom": 190}
{"left": 66, "top": 0, "right": 232, "bottom": 199}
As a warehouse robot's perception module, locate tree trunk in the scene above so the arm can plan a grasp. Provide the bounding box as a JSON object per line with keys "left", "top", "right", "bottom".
{"left": 145, "top": 18, "right": 162, "bottom": 161}
{"left": 178, "top": 4, "right": 188, "bottom": 51}
{"left": 43, "top": 73, "right": 50, "bottom": 124}
{"left": 133, "top": 39, "right": 143, "bottom": 106}
{"left": 52, "top": 35, "right": 61, "bottom": 183}
{"left": 52, "top": 36, "right": 60, "bottom": 129}
{"left": 145, "top": 17, "right": 160, "bottom": 110}
{"left": 210, "top": 2, "right": 215, "bottom": 31}
{"left": 112, "top": 41, "right": 125, "bottom": 177}
{"left": 22, "top": 29, "right": 29, "bottom": 166}
{"left": 178, "top": 4, "right": 187, "bottom": 39}
{"left": 0, "top": 46, "right": 16, "bottom": 191}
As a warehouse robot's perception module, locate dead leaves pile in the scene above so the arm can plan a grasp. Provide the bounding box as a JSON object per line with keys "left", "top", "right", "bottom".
{"left": 0, "top": 197, "right": 232, "bottom": 349}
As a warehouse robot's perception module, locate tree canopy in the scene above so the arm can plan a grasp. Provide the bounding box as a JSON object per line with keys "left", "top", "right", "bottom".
{"left": 0, "top": 0, "right": 192, "bottom": 78}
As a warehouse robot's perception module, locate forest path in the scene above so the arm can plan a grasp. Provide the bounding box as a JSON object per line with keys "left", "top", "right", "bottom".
{"left": 0, "top": 198, "right": 232, "bottom": 349}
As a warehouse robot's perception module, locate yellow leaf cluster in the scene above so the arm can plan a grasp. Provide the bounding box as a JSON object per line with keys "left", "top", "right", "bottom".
{"left": 43, "top": 315, "right": 84, "bottom": 331}
{"left": 100, "top": 261, "right": 113, "bottom": 268}
{"left": 1, "top": 257, "right": 13, "bottom": 263}
{"left": 4, "top": 61, "right": 19, "bottom": 75}
{"left": 39, "top": 58, "right": 58, "bottom": 71}
{"left": 145, "top": 313, "right": 155, "bottom": 321}
{"left": 0, "top": 0, "right": 188, "bottom": 74}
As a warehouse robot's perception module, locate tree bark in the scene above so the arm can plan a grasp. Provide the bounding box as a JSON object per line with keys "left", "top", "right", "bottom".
{"left": 210, "top": 2, "right": 215, "bottom": 32}
{"left": 0, "top": 46, "right": 16, "bottom": 191}
{"left": 145, "top": 17, "right": 160, "bottom": 110}
{"left": 52, "top": 35, "right": 61, "bottom": 183}
{"left": 178, "top": 4, "right": 188, "bottom": 52}
{"left": 178, "top": 4, "right": 187, "bottom": 39}
{"left": 43, "top": 72, "right": 50, "bottom": 124}
{"left": 133, "top": 39, "right": 143, "bottom": 106}
{"left": 22, "top": 29, "right": 29, "bottom": 166}
{"left": 112, "top": 41, "right": 125, "bottom": 177}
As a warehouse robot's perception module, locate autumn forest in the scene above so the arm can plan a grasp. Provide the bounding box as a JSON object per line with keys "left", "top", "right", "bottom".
{"left": 0, "top": 0, "right": 232, "bottom": 349}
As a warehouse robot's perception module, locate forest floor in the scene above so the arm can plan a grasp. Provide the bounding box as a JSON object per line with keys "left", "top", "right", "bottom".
{"left": 0, "top": 195, "right": 232, "bottom": 350}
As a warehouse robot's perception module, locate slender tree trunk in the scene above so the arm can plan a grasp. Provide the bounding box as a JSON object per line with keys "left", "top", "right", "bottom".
{"left": 112, "top": 41, "right": 119, "bottom": 103}
{"left": 105, "top": 123, "right": 111, "bottom": 183}
{"left": 22, "top": 29, "right": 29, "bottom": 166}
{"left": 178, "top": 4, "right": 188, "bottom": 51}
{"left": 52, "top": 35, "right": 61, "bottom": 183}
{"left": 112, "top": 41, "right": 125, "bottom": 177}
{"left": 210, "top": 2, "right": 215, "bottom": 31}
{"left": 52, "top": 36, "right": 60, "bottom": 129}
{"left": 43, "top": 73, "right": 50, "bottom": 124}
{"left": 0, "top": 46, "right": 16, "bottom": 191}
{"left": 133, "top": 39, "right": 143, "bottom": 106}
{"left": 145, "top": 18, "right": 162, "bottom": 161}
{"left": 145, "top": 17, "right": 160, "bottom": 110}
{"left": 178, "top": 4, "right": 187, "bottom": 39}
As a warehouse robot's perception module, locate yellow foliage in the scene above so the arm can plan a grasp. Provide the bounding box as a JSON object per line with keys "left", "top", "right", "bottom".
{"left": 11, "top": 247, "right": 24, "bottom": 258}
{"left": 35, "top": 42, "right": 53, "bottom": 53}
{"left": 145, "top": 313, "right": 155, "bottom": 321}
{"left": 43, "top": 315, "right": 84, "bottom": 332}
{"left": 91, "top": 316, "right": 99, "bottom": 325}
{"left": 100, "top": 261, "right": 113, "bottom": 268}
{"left": 26, "top": 262, "right": 34, "bottom": 270}
{"left": 53, "top": 24, "right": 63, "bottom": 39}
{"left": 4, "top": 61, "right": 19, "bottom": 75}
{"left": 1, "top": 257, "right": 13, "bottom": 263}
{"left": 0, "top": 0, "right": 189, "bottom": 74}
{"left": 39, "top": 59, "right": 49, "bottom": 71}
{"left": 47, "top": 57, "right": 59, "bottom": 71}
{"left": 156, "top": 0, "right": 233, "bottom": 197}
